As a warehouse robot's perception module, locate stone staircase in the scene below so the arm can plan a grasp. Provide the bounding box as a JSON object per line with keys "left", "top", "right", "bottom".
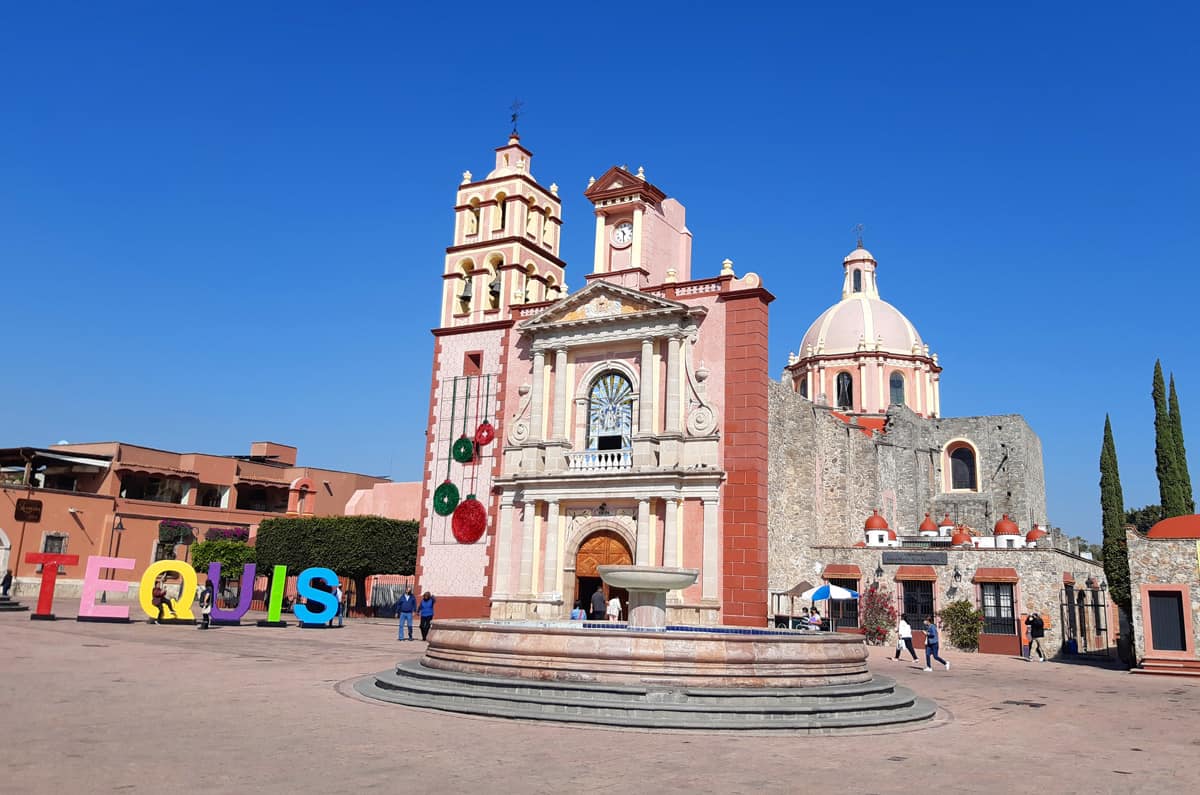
{"left": 0, "top": 595, "right": 29, "bottom": 613}
{"left": 1133, "top": 657, "right": 1200, "bottom": 678}
{"left": 355, "top": 660, "right": 937, "bottom": 733}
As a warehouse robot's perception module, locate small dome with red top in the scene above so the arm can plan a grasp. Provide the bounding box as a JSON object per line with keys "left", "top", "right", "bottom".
{"left": 994, "top": 514, "right": 1020, "bottom": 536}
{"left": 865, "top": 509, "right": 889, "bottom": 530}
{"left": 1026, "top": 524, "right": 1048, "bottom": 543}
{"left": 919, "top": 513, "right": 938, "bottom": 532}
{"left": 951, "top": 528, "right": 973, "bottom": 546}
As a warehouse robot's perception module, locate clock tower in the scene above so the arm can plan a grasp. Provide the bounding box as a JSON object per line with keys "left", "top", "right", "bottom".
{"left": 584, "top": 165, "right": 692, "bottom": 289}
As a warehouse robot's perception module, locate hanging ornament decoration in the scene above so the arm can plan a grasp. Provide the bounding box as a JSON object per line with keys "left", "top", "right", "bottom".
{"left": 452, "top": 493, "right": 487, "bottom": 544}
{"left": 452, "top": 376, "right": 476, "bottom": 463}
{"left": 475, "top": 373, "right": 496, "bottom": 446}
{"left": 433, "top": 480, "right": 460, "bottom": 516}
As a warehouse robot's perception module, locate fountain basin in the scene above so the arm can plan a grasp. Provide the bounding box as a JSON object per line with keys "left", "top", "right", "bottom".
{"left": 420, "top": 619, "right": 871, "bottom": 688}
{"left": 597, "top": 565, "right": 699, "bottom": 592}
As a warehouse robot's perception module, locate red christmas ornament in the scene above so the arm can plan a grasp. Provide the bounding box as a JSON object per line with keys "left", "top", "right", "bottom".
{"left": 474, "top": 421, "right": 495, "bottom": 446}
{"left": 452, "top": 494, "right": 486, "bottom": 544}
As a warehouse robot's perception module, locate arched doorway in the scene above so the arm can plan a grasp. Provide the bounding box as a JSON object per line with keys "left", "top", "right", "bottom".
{"left": 575, "top": 530, "right": 632, "bottom": 620}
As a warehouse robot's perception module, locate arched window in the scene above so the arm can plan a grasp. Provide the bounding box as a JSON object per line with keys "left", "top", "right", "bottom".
{"left": 949, "top": 445, "right": 977, "bottom": 490}
{"left": 456, "top": 261, "right": 473, "bottom": 314}
{"left": 542, "top": 208, "right": 555, "bottom": 247}
{"left": 545, "top": 274, "right": 559, "bottom": 300}
{"left": 493, "top": 192, "right": 507, "bottom": 232}
{"left": 466, "top": 199, "right": 480, "bottom": 236}
{"left": 523, "top": 265, "right": 537, "bottom": 303}
{"left": 799, "top": 375, "right": 808, "bottom": 399}
{"left": 889, "top": 372, "right": 905, "bottom": 406}
{"left": 836, "top": 372, "right": 853, "bottom": 410}
{"left": 852, "top": 269, "right": 862, "bottom": 292}
{"left": 526, "top": 201, "right": 539, "bottom": 236}
{"left": 588, "top": 372, "right": 633, "bottom": 451}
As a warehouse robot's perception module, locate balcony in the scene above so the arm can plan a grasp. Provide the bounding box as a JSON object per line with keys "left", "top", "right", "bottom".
{"left": 566, "top": 448, "right": 632, "bottom": 473}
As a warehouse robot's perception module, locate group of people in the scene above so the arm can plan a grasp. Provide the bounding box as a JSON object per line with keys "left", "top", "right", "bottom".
{"left": 891, "top": 609, "right": 1048, "bottom": 671}
{"left": 394, "top": 586, "right": 436, "bottom": 641}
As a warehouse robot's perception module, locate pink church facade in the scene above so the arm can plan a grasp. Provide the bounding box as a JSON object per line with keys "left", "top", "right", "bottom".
{"left": 415, "top": 136, "right": 773, "bottom": 626}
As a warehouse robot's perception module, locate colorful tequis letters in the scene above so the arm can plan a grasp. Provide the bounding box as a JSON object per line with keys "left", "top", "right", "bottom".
{"left": 24, "top": 552, "right": 340, "bottom": 625}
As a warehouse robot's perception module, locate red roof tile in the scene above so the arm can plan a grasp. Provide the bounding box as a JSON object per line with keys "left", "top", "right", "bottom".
{"left": 972, "top": 567, "right": 1018, "bottom": 583}
{"left": 1147, "top": 515, "right": 1200, "bottom": 539}
{"left": 894, "top": 565, "right": 937, "bottom": 581}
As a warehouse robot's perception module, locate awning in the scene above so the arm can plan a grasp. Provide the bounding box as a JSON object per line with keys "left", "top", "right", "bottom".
{"left": 821, "top": 564, "right": 862, "bottom": 579}
{"left": 894, "top": 565, "right": 938, "bottom": 581}
{"left": 972, "top": 567, "right": 1018, "bottom": 583}
{"left": 782, "top": 580, "right": 815, "bottom": 597}
{"left": 115, "top": 463, "right": 197, "bottom": 477}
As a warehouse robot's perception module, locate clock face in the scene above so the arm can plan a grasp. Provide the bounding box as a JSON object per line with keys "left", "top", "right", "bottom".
{"left": 611, "top": 221, "right": 633, "bottom": 247}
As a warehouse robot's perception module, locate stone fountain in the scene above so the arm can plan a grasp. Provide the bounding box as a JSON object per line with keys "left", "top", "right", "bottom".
{"left": 355, "top": 565, "right": 937, "bottom": 732}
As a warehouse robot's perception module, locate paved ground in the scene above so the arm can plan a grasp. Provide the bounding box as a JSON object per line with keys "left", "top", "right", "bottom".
{"left": 3, "top": 603, "right": 1198, "bottom": 794}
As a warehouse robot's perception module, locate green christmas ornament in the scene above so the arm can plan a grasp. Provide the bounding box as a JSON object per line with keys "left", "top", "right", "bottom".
{"left": 433, "top": 480, "right": 460, "bottom": 516}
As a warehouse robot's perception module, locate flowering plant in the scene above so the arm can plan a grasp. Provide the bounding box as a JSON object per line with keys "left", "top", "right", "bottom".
{"left": 205, "top": 526, "right": 250, "bottom": 542}
{"left": 859, "top": 582, "right": 898, "bottom": 645}
{"left": 158, "top": 519, "right": 195, "bottom": 544}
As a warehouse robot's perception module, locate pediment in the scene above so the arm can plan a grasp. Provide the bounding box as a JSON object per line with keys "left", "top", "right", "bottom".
{"left": 520, "top": 280, "right": 687, "bottom": 330}
{"left": 583, "top": 166, "right": 667, "bottom": 205}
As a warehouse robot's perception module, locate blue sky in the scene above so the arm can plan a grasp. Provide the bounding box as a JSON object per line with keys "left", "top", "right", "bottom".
{"left": 2, "top": 2, "right": 1196, "bottom": 540}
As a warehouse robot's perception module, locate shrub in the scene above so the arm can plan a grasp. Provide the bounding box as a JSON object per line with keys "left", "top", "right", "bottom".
{"left": 158, "top": 519, "right": 195, "bottom": 544}
{"left": 938, "top": 599, "right": 984, "bottom": 651}
{"left": 190, "top": 540, "right": 256, "bottom": 579}
{"left": 859, "top": 582, "right": 898, "bottom": 645}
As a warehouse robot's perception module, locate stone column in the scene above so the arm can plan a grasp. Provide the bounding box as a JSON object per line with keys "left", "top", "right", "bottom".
{"left": 663, "top": 498, "right": 680, "bottom": 567}
{"left": 541, "top": 500, "right": 560, "bottom": 595}
{"left": 494, "top": 495, "right": 515, "bottom": 596}
{"left": 702, "top": 498, "right": 718, "bottom": 600}
{"left": 552, "top": 348, "right": 568, "bottom": 439}
{"left": 519, "top": 500, "right": 537, "bottom": 596}
{"left": 665, "top": 335, "right": 681, "bottom": 434}
{"left": 636, "top": 498, "right": 652, "bottom": 565}
{"left": 528, "top": 349, "right": 545, "bottom": 442}
{"left": 638, "top": 338, "right": 654, "bottom": 434}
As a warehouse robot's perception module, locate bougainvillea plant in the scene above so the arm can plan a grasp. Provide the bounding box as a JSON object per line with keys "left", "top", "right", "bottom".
{"left": 859, "top": 581, "right": 899, "bottom": 645}
{"left": 158, "top": 519, "right": 195, "bottom": 544}
{"left": 204, "top": 526, "right": 250, "bottom": 542}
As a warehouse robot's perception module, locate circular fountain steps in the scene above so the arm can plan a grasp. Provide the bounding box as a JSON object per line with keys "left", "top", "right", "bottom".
{"left": 355, "top": 661, "right": 937, "bottom": 733}
{"left": 0, "top": 596, "right": 29, "bottom": 612}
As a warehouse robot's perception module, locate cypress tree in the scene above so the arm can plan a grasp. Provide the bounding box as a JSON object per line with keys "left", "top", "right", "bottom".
{"left": 1100, "top": 415, "right": 1131, "bottom": 615}
{"left": 1168, "top": 374, "right": 1194, "bottom": 514}
{"left": 1154, "top": 361, "right": 1187, "bottom": 517}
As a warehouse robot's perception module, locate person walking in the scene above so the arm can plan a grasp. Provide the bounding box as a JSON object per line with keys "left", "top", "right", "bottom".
{"left": 329, "top": 583, "right": 345, "bottom": 627}
{"left": 590, "top": 586, "right": 607, "bottom": 620}
{"left": 570, "top": 601, "right": 587, "bottom": 621}
{"left": 395, "top": 586, "right": 417, "bottom": 640}
{"left": 606, "top": 594, "right": 622, "bottom": 622}
{"left": 1025, "top": 610, "right": 1047, "bottom": 662}
{"left": 2, "top": 569, "right": 12, "bottom": 597}
{"left": 923, "top": 616, "right": 950, "bottom": 671}
{"left": 198, "top": 581, "right": 214, "bottom": 630}
{"left": 418, "top": 591, "right": 436, "bottom": 641}
{"left": 893, "top": 617, "right": 919, "bottom": 662}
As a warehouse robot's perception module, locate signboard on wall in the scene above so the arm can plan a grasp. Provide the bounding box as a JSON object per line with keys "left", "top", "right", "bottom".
{"left": 882, "top": 550, "right": 948, "bottom": 566}
{"left": 15, "top": 498, "right": 43, "bottom": 523}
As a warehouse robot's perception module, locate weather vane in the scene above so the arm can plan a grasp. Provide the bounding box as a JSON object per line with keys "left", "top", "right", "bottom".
{"left": 853, "top": 223, "right": 865, "bottom": 248}
{"left": 510, "top": 98, "right": 524, "bottom": 136}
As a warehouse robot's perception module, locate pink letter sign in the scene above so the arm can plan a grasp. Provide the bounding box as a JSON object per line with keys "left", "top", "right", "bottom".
{"left": 78, "top": 556, "right": 136, "bottom": 619}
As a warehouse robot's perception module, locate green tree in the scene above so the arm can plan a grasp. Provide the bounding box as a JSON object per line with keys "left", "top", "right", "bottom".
{"left": 190, "top": 540, "right": 257, "bottom": 584}
{"left": 1124, "top": 504, "right": 1163, "bottom": 534}
{"left": 1154, "top": 361, "right": 1189, "bottom": 517}
{"left": 255, "top": 516, "right": 418, "bottom": 614}
{"left": 1169, "top": 374, "right": 1195, "bottom": 514}
{"left": 1100, "top": 415, "right": 1132, "bottom": 617}
{"left": 937, "top": 600, "right": 984, "bottom": 651}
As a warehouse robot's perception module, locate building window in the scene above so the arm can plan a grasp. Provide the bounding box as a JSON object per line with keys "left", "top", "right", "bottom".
{"left": 235, "top": 486, "right": 288, "bottom": 513}
{"left": 836, "top": 372, "right": 854, "bottom": 410}
{"left": 197, "top": 483, "right": 227, "bottom": 508}
{"left": 494, "top": 192, "right": 507, "bottom": 231}
{"left": 799, "top": 375, "right": 808, "bottom": 399}
{"left": 852, "top": 269, "right": 862, "bottom": 292}
{"left": 588, "top": 372, "right": 634, "bottom": 451}
{"left": 464, "top": 352, "right": 483, "bottom": 377}
{"left": 39, "top": 533, "right": 68, "bottom": 573}
{"left": 948, "top": 445, "right": 977, "bottom": 490}
{"left": 889, "top": 372, "right": 905, "bottom": 406}
{"left": 980, "top": 583, "right": 1016, "bottom": 635}
{"left": 120, "top": 473, "right": 185, "bottom": 504}
{"left": 465, "top": 199, "right": 480, "bottom": 236}
{"left": 901, "top": 580, "right": 934, "bottom": 627}
{"left": 828, "top": 578, "right": 859, "bottom": 628}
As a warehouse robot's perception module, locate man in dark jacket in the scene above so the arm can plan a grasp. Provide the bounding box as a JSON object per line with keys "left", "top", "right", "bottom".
{"left": 1025, "top": 611, "right": 1046, "bottom": 662}
{"left": 590, "top": 587, "right": 607, "bottom": 620}
{"left": 395, "top": 586, "right": 417, "bottom": 641}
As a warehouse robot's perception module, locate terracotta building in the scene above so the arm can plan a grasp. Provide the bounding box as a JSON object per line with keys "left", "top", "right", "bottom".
{"left": 0, "top": 441, "right": 390, "bottom": 598}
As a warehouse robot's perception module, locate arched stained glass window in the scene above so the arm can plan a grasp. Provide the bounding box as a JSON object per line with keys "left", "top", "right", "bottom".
{"left": 588, "top": 373, "right": 633, "bottom": 451}
{"left": 950, "top": 446, "right": 977, "bottom": 490}
{"left": 836, "top": 372, "right": 853, "bottom": 410}
{"left": 889, "top": 372, "right": 905, "bottom": 406}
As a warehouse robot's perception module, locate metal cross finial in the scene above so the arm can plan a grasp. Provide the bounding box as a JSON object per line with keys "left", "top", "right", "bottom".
{"left": 510, "top": 99, "right": 524, "bottom": 135}
{"left": 854, "top": 223, "right": 865, "bottom": 248}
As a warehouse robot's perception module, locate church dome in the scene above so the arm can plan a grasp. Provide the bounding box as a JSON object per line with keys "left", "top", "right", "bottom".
{"left": 844, "top": 246, "right": 876, "bottom": 264}
{"left": 919, "top": 513, "right": 938, "bottom": 532}
{"left": 800, "top": 295, "right": 925, "bottom": 358}
{"left": 1026, "top": 525, "right": 1048, "bottom": 543}
{"left": 994, "top": 515, "right": 1021, "bottom": 536}
{"left": 865, "top": 510, "right": 889, "bottom": 530}
{"left": 951, "top": 528, "right": 973, "bottom": 546}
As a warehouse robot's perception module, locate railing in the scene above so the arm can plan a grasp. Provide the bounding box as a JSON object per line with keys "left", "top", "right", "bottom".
{"left": 674, "top": 278, "right": 725, "bottom": 297}
{"left": 566, "top": 448, "right": 632, "bottom": 473}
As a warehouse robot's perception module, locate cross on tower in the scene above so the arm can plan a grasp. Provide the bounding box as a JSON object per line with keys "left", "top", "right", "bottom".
{"left": 510, "top": 99, "right": 524, "bottom": 135}
{"left": 854, "top": 223, "right": 865, "bottom": 248}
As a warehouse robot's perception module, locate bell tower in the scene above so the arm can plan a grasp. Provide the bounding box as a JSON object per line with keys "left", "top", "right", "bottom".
{"left": 440, "top": 134, "right": 565, "bottom": 327}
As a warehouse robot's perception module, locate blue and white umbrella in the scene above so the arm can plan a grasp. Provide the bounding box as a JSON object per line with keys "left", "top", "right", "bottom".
{"left": 800, "top": 583, "right": 860, "bottom": 601}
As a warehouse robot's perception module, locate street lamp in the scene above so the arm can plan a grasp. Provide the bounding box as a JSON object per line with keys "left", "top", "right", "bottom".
{"left": 874, "top": 564, "right": 884, "bottom": 580}
{"left": 101, "top": 517, "right": 126, "bottom": 604}
{"left": 952, "top": 566, "right": 962, "bottom": 583}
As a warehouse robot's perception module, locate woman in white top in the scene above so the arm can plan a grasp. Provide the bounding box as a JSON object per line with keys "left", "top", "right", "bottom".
{"left": 606, "top": 595, "right": 622, "bottom": 622}
{"left": 893, "top": 617, "right": 918, "bottom": 661}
